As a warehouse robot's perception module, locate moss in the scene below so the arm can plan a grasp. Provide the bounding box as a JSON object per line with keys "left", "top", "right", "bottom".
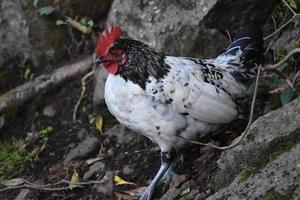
{"left": 268, "top": 141, "right": 298, "bottom": 161}
{"left": 0, "top": 140, "right": 31, "bottom": 179}
{"left": 239, "top": 139, "right": 300, "bottom": 183}
{"left": 263, "top": 188, "right": 294, "bottom": 200}
{"left": 216, "top": 196, "right": 227, "bottom": 200}
{"left": 246, "top": 133, "right": 255, "bottom": 141}
{"left": 239, "top": 167, "right": 257, "bottom": 182}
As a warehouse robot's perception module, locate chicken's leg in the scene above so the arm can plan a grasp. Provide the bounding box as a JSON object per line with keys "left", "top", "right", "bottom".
{"left": 140, "top": 151, "right": 177, "bottom": 200}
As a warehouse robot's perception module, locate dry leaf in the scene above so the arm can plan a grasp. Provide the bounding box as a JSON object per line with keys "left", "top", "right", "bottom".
{"left": 95, "top": 115, "right": 104, "bottom": 134}
{"left": 69, "top": 169, "right": 80, "bottom": 189}
{"left": 114, "top": 175, "right": 135, "bottom": 186}
{"left": 86, "top": 156, "right": 106, "bottom": 165}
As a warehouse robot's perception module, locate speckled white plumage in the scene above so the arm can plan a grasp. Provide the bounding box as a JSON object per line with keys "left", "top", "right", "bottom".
{"left": 105, "top": 56, "right": 243, "bottom": 152}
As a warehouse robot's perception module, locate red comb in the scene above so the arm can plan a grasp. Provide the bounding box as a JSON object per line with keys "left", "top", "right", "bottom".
{"left": 96, "top": 26, "right": 124, "bottom": 57}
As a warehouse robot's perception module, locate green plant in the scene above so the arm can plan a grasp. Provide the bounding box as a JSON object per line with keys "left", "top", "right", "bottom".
{"left": 0, "top": 141, "right": 31, "bottom": 179}
{"left": 39, "top": 126, "right": 54, "bottom": 137}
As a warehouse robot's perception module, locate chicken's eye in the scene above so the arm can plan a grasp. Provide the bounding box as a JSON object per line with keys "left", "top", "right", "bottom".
{"left": 110, "top": 49, "right": 124, "bottom": 56}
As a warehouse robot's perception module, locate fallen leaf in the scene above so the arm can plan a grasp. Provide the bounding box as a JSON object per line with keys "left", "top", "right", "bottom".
{"left": 69, "top": 169, "right": 80, "bottom": 189}
{"left": 114, "top": 175, "right": 135, "bottom": 186}
{"left": 180, "top": 187, "right": 190, "bottom": 196}
{"left": 86, "top": 156, "right": 106, "bottom": 165}
{"left": 37, "top": 6, "right": 55, "bottom": 16}
{"left": 0, "top": 178, "right": 25, "bottom": 186}
{"left": 95, "top": 115, "right": 104, "bottom": 134}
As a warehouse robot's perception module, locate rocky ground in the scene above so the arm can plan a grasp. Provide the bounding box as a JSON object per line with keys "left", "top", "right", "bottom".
{"left": 0, "top": 0, "right": 300, "bottom": 200}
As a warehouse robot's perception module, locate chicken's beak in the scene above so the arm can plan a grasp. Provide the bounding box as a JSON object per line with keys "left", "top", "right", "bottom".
{"left": 95, "top": 56, "right": 105, "bottom": 65}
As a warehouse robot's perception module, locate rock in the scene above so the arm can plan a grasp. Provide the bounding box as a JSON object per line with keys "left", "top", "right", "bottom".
{"left": 0, "top": 0, "right": 30, "bottom": 68}
{"left": 64, "top": 135, "right": 100, "bottom": 165}
{"left": 179, "top": 189, "right": 199, "bottom": 200}
{"left": 42, "top": 104, "right": 56, "bottom": 117}
{"left": 207, "top": 143, "right": 300, "bottom": 200}
{"left": 122, "top": 165, "right": 134, "bottom": 175}
{"left": 107, "top": 0, "right": 278, "bottom": 58}
{"left": 83, "top": 161, "right": 105, "bottom": 179}
{"left": 104, "top": 124, "right": 135, "bottom": 144}
{"left": 93, "top": 171, "right": 114, "bottom": 195}
{"left": 194, "top": 192, "right": 207, "bottom": 200}
{"left": 161, "top": 187, "right": 181, "bottom": 200}
{"left": 212, "top": 96, "right": 300, "bottom": 191}
{"left": 272, "top": 28, "right": 300, "bottom": 51}
{"left": 55, "top": 0, "right": 112, "bottom": 19}
{"left": 107, "top": 0, "right": 226, "bottom": 58}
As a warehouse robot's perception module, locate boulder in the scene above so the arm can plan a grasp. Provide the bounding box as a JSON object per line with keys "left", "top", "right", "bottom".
{"left": 207, "top": 143, "right": 300, "bottom": 200}
{"left": 208, "top": 95, "right": 300, "bottom": 198}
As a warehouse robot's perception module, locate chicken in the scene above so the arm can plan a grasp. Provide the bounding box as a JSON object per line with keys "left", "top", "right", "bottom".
{"left": 95, "top": 26, "right": 263, "bottom": 200}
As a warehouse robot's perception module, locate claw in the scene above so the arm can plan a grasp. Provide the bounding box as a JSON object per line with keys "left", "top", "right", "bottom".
{"left": 139, "top": 151, "right": 178, "bottom": 200}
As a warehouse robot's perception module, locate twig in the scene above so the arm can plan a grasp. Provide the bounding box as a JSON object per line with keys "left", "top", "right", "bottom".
{"left": 263, "top": 16, "right": 296, "bottom": 41}
{"left": 0, "top": 56, "right": 93, "bottom": 114}
{"left": 0, "top": 179, "right": 105, "bottom": 192}
{"left": 264, "top": 0, "right": 299, "bottom": 40}
{"left": 282, "top": 0, "right": 296, "bottom": 15}
{"left": 264, "top": 48, "right": 300, "bottom": 70}
{"left": 292, "top": 71, "right": 300, "bottom": 85}
{"left": 72, "top": 63, "right": 96, "bottom": 122}
{"left": 181, "top": 65, "right": 262, "bottom": 150}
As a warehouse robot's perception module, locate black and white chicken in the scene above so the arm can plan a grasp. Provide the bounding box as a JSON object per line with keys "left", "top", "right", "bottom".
{"left": 95, "top": 26, "right": 263, "bottom": 200}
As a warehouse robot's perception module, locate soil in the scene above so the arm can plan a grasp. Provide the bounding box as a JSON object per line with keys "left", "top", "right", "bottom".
{"left": 0, "top": 62, "right": 252, "bottom": 200}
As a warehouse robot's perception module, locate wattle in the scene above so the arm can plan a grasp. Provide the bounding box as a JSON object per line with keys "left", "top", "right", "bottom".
{"left": 104, "top": 63, "right": 119, "bottom": 74}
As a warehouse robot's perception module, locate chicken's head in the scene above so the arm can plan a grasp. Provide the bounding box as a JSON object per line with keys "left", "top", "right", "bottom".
{"left": 95, "top": 26, "right": 126, "bottom": 74}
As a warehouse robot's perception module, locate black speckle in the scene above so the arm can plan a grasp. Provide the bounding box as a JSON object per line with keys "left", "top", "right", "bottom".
{"left": 181, "top": 112, "right": 189, "bottom": 116}
{"left": 153, "top": 90, "right": 158, "bottom": 94}
{"left": 147, "top": 80, "right": 151, "bottom": 83}
{"left": 158, "top": 132, "right": 161, "bottom": 135}
{"left": 182, "top": 98, "right": 186, "bottom": 102}
{"left": 184, "top": 83, "right": 189, "bottom": 87}
{"left": 166, "top": 98, "right": 173, "bottom": 104}
{"left": 156, "top": 126, "right": 160, "bottom": 130}
{"left": 184, "top": 105, "right": 188, "bottom": 108}
{"left": 170, "top": 90, "right": 175, "bottom": 94}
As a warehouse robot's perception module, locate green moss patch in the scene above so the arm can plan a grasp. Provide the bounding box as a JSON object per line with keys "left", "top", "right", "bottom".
{"left": 0, "top": 141, "right": 32, "bottom": 179}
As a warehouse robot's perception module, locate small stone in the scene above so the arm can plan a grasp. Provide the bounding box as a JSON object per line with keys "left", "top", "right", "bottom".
{"left": 161, "top": 187, "right": 181, "bottom": 200}
{"left": 42, "top": 105, "right": 56, "bottom": 117}
{"left": 107, "top": 148, "right": 114, "bottom": 156}
{"left": 122, "top": 165, "right": 134, "bottom": 175}
{"left": 83, "top": 162, "right": 105, "bottom": 179}
{"left": 64, "top": 135, "right": 100, "bottom": 165}
{"left": 93, "top": 171, "right": 114, "bottom": 195}
{"left": 194, "top": 192, "right": 207, "bottom": 200}
{"left": 170, "top": 174, "right": 187, "bottom": 189}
